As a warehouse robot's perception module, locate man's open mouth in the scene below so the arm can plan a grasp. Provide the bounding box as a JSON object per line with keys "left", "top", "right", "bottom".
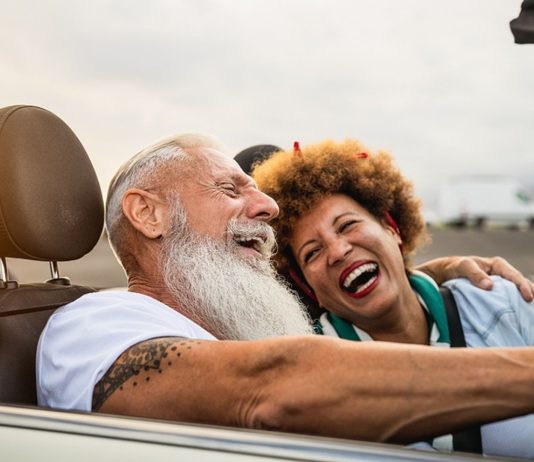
{"left": 234, "top": 236, "right": 265, "bottom": 255}
{"left": 227, "top": 219, "right": 275, "bottom": 260}
{"left": 340, "top": 261, "right": 380, "bottom": 297}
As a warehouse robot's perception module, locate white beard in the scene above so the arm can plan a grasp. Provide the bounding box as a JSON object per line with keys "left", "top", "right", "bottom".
{"left": 162, "top": 207, "right": 313, "bottom": 340}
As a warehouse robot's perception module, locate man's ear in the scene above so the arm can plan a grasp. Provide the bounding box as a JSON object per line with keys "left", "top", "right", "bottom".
{"left": 122, "top": 188, "right": 166, "bottom": 240}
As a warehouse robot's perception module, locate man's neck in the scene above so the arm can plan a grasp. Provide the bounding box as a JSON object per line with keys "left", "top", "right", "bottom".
{"left": 128, "top": 273, "right": 177, "bottom": 309}
{"left": 127, "top": 277, "right": 218, "bottom": 339}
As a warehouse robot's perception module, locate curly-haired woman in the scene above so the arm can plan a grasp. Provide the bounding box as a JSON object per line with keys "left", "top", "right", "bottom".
{"left": 252, "top": 139, "right": 534, "bottom": 458}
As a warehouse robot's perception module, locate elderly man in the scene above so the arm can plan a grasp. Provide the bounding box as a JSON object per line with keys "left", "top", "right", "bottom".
{"left": 37, "top": 133, "right": 534, "bottom": 445}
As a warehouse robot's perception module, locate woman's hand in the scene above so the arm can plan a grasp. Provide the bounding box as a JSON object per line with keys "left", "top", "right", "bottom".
{"left": 416, "top": 256, "right": 534, "bottom": 302}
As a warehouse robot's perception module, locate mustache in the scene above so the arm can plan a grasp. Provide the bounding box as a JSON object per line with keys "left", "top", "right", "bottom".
{"left": 226, "top": 219, "right": 277, "bottom": 259}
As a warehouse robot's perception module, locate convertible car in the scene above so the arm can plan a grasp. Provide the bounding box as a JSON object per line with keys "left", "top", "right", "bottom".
{"left": 0, "top": 105, "right": 510, "bottom": 461}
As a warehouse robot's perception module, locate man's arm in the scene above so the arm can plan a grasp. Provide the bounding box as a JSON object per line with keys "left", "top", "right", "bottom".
{"left": 416, "top": 256, "right": 534, "bottom": 301}
{"left": 95, "top": 335, "right": 534, "bottom": 444}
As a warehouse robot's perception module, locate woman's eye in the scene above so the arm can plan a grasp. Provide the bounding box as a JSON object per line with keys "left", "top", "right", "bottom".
{"left": 303, "top": 248, "right": 319, "bottom": 264}
{"left": 339, "top": 220, "right": 357, "bottom": 232}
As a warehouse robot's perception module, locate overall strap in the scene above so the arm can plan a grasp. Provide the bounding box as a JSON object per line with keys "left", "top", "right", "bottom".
{"left": 440, "top": 286, "right": 467, "bottom": 347}
{"left": 440, "top": 286, "right": 483, "bottom": 454}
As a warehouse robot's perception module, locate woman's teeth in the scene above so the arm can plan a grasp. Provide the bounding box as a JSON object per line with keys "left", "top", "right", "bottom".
{"left": 342, "top": 262, "right": 379, "bottom": 294}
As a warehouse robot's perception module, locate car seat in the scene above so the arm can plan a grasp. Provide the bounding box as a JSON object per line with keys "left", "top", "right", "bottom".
{"left": 0, "top": 105, "right": 104, "bottom": 404}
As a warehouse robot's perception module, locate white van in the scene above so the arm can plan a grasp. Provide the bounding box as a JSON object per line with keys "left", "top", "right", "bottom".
{"left": 438, "top": 177, "right": 534, "bottom": 228}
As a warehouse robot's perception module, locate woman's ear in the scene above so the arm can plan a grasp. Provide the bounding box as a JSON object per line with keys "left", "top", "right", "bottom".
{"left": 383, "top": 212, "right": 403, "bottom": 248}
{"left": 122, "top": 188, "right": 166, "bottom": 240}
{"left": 384, "top": 224, "right": 403, "bottom": 246}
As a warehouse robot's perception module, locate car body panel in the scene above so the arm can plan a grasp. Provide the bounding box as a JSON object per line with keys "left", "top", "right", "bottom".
{"left": 0, "top": 404, "right": 503, "bottom": 462}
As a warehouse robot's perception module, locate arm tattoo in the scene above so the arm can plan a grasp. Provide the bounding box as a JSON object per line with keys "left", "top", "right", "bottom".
{"left": 92, "top": 336, "right": 199, "bottom": 411}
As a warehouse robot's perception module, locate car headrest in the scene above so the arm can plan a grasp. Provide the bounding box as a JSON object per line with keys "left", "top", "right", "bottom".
{"left": 0, "top": 105, "right": 104, "bottom": 261}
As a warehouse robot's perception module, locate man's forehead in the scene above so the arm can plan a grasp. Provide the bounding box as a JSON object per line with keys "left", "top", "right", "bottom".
{"left": 191, "top": 147, "right": 234, "bottom": 167}
{"left": 189, "top": 147, "right": 255, "bottom": 183}
{"left": 169, "top": 146, "right": 256, "bottom": 189}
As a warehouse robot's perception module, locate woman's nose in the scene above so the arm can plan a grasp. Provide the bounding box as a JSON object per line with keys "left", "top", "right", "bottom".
{"left": 327, "top": 237, "right": 352, "bottom": 266}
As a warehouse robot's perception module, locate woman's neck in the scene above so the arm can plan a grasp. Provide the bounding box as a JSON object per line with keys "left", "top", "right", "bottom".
{"left": 358, "top": 289, "right": 429, "bottom": 345}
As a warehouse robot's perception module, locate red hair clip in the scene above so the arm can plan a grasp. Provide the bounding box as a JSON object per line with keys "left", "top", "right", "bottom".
{"left": 293, "top": 141, "right": 302, "bottom": 156}
{"left": 356, "top": 152, "right": 368, "bottom": 158}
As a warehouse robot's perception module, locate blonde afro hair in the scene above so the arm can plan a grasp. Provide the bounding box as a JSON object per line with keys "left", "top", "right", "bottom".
{"left": 252, "top": 139, "right": 429, "bottom": 274}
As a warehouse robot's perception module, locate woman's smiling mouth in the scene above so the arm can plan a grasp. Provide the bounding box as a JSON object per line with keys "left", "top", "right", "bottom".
{"left": 340, "top": 261, "right": 380, "bottom": 298}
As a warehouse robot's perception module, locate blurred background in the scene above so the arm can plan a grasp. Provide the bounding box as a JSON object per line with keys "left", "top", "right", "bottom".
{"left": 1, "top": 0, "right": 533, "bottom": 286}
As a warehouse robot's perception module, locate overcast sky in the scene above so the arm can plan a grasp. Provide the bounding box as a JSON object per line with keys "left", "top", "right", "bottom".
{"left": 1, "top": 0, "right": 532, "bottom": 209}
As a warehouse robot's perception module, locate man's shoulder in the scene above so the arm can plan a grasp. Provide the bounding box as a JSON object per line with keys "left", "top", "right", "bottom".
{"left": 55, "top": 290, "right": 173, "bottom": 318}
{"left": 62, "top": 289, "right": 159, "bottom": 306}
{"left": 44, "top": 289, "right": 216, "bottom": 343}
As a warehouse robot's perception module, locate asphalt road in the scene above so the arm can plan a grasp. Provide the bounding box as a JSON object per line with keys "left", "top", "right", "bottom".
{"left": 414, "top": 228, "right": 534, "bottom": 281}
{"left": 7, "top": 228, "right": 534, "bottom": 288}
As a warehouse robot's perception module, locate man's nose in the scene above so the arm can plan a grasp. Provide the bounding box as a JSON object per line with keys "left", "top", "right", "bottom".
{"left": 327, "top": 237, "right": 352, "bottom": 266}
{"left": 246, "top": 189, "right": 279, "bottom": 222}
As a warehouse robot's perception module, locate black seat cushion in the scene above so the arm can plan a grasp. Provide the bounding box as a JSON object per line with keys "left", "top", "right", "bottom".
{"left": 0, "top": 283, "right": 95, "bottom": 404}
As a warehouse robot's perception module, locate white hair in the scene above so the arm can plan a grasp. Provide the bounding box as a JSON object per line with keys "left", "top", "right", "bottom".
{"left": 105, "top": 133, "right": 225, "bottom": 263}
{"left": 162, "top": 199, "right": 313, "bottom": 340}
